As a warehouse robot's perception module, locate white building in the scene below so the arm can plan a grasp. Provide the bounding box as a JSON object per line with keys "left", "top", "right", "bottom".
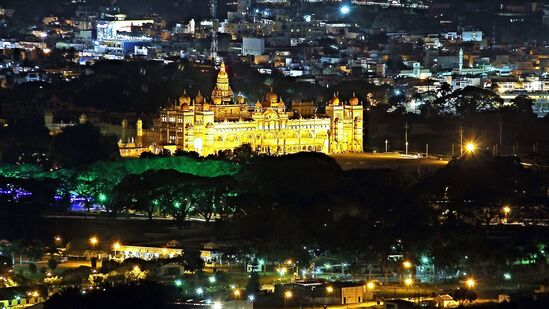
{"left": 242, "top": 37, "right": 265, "bottom": 56}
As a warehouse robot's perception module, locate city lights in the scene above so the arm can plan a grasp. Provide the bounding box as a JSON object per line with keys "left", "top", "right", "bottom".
{"left": 402, "top": 260, "right": 413, "bottom": 269}
{"left": 466, "top": 278, "right": 476, "bottom": 289}
{"left": 465, "top": 142, "right": 477, "bottom": 154}
{"left": 213, "top": 301, "right": 222, "bottom": 309}
{"left": 404, "top": 277, "right": 413, "bottom": 286}
{"left": 196, "top": 287, "right": 204, "bottom": 295}
{"left": 89, "top": 236, "right": 98, "bottom": 247}
{"left": 284, "top": 290, "right": 292, "bottom": 299}
{"left": 366, "top": 281, "right": 375, "bottom": 290}
{"left": 339, "top": 5, "right": 350, "bottom": 15}
{"left": 326, "top": 286, "right": 334, "bottom": 293}
{"left": 174, "top": 279, "right": 183, "bottom": 287}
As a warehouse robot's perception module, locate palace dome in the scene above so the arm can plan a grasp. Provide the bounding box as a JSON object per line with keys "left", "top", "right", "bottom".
{"left": 329, "top": 95, "right": 340, "bottom": 106}
{"left": 237, "top": 95, "right": 245, "bottom": 104}
{"left": 195, "top": 91, "right": 204, "bottom": 104}
{"left": 181, "top": 103, "right": 190, "bottom": 111}
{"left": 213, "top": 97, "right": 222, "bottom": 105}
{"left": 255, "top": 101, "right": 262, "bottom": 109}
{"left": 203, "top": 102, "right": 211, "bottom": 111}
{"left": 266, "top": 90, "right": 278, "bottom": 103}
{"left": 179, "top": 92, "right": 191, "bottom": 105}
{"left": 349, "top": 94, "right": 359, "bottom": 106}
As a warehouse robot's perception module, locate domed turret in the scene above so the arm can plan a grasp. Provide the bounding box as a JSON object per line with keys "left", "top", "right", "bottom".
{"left": 203, "top": 102, "right": 211, "bottom": 111}
{"left": 181, "top": 103, "right": 190, "bottom": 111}
{"left": 266, "top": 90, "right": 278, "bottom": 103}
{"left": 255, "top": 101, "right": 262, "bottom": 109}
{"left": 195, "top": 91, "right": 204, "bottom": 104}
{"left": 349, "top": 93, "right": 359, "bottom": 106}
{"left": 236, "top": 95, "right": 245, "bottom": 104}
{"left": 213, "top": 97, "right": 222, "bottom": 105}
{"left": 329, "top": 94, "right": 340, "bottom": 106}
{"left": 179, "top": 90, "right": 191, "bottom": 105}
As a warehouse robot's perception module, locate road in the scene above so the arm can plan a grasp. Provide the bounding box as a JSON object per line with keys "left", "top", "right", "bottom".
{"left": 331, "top": 152, "right": 449, "bottom": 171}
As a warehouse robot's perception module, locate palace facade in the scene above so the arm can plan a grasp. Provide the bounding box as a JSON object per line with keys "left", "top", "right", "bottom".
{"left": 119, "top": 62, "right": 363, "bottom": 157}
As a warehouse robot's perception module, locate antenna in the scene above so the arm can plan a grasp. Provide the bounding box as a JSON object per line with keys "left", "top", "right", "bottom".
{"left": 210, "top": 0, "right": 218, "bottom": 61}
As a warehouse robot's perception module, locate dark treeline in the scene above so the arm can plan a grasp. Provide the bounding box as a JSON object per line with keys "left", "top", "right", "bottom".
{"left": 2, "top": 148, "right": 548, "bottom": 280}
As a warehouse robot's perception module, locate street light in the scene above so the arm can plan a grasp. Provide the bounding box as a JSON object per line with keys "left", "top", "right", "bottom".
{"left": 233, "top": 289, "right": 241, "bottom": 299}
{"left": 326, "top": 286, "right": 334, "bottom": 294}
{"left": 466, "top": 278, "right": 476, "bottom": 289}
{"left": 404, "top": 277, "right": 413, "bottom": 287}
{"left": 284, "top": 290, "right": 292, "bottom": 309}
{"left": 89, "top": 236, "right": 98, "bottom": 248}
{"left": 339, "top": 5, "right": 350, "bottom": 15}
{"left": 213, "top": 301, "right": 222, "bottom": 309}
{"left": 402, "top": 260, "right": 413, "bottom": 269}
{"left": 465, "top": 142, "right": 477, "bottom": 154}
{"left": 366, "top": 281, "right": 375, "bottom": 290}
{"left": 196, "top": 287, "right": 204, "bottom": 296}
{"left": 502, "top": 206, "right": 511, "bottom": 215}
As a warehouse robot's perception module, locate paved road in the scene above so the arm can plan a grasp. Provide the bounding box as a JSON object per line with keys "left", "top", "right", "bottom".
{"left": 331, "top": 152, "right": 449, "bottom": 171}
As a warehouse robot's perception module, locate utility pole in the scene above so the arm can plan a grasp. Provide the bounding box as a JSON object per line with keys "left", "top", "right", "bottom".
{"left": 385, "top": 139, "right": 388, "bottom": 153}
{"left": 405, "top": 122, "right": 409, "bottom": 155}
{"left": 459, "top": 125, "right": 463, "bottom": 156}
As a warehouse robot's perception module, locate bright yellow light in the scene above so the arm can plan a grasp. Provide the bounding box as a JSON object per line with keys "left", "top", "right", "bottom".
{"left": 465, "top": 142, "right": 477, "bottom": 153}
{"left": 286, "top": 259, "right": 293, "bottom": 265}
{"left": 54, "top": 236, "right": 62, "bottom": 242}
{"left": 89, "top": 236, "right": 98, "bottom": 246}
{"left": 326, "top": 286, "right": 334, "bottom": 293}
{"left": 404, "top": 278, "right": 413, "bottom": 286}
{"left": 133, "top": 265, "right": 141, "bottom": 272}
{"left": 502, "top": 206, "right": 511, "bottom": 215}
{"left": 284, "top": 291, "right": 292, "bottom": 299}
{"left": 402, "top": 260, "right": 412, "bottom": 269}
{"left": 31, "top": 291, "right": 39, "bottom": 297}
{"left": 113, "top": 242, "right": 121, "bottom": 251}
{"left": 466, "top": 278, "right": 476, "bottom": 289}
{"left": 233, "top": 289, "right": 241, "bottom": 297}
{"left": 366, "top": 281, "right": 375, "bottom": 290}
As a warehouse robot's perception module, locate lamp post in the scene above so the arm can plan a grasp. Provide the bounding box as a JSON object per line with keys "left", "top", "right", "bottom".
{"left": 284, "top": 290, "right": 292, "bottom": 309}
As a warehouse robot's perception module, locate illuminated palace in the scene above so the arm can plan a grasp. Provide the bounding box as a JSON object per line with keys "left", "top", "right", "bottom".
{"left": 119, "top": 63, "right": 363, "bottom": 157}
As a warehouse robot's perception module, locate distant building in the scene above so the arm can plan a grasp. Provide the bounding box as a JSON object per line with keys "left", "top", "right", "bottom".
{"left": 242, "top": 37, "right": 265, "bottom": 56}
{"left": 119, "top": 62, "right": 364, "bottom": 157}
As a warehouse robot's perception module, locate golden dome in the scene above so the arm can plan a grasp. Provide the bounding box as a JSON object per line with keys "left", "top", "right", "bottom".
{"left": 218, "top": 62, "right": 228, "bottom": 77}
{"left": 181, "top": 103, "right": 190, "bottom": 111}
{"left": 206, "top": 122, "right": 214, "bottom": 129}
{"left": 329, "top": 94, "right": 340, "bottom": 106}
{"left": 237, "top": 95, "right": 245, "bottom": 104}
{"left": 195, "top": 91, "right": 204, "bottom": 104}
{"left": 179, "top": 91, "right": 191, "bottom": 104}
{"left": 266, "top": 90, "right": 278, "bottom": 103}
{"left": 349, "top": 93, "right": 359, "bottom": 106}
{"left": 203, "top": 102, "right": 211, "bottom": 111}
{"left": 255, "top": 101, "right": 262, "bottom": 109}
{"left": 213, "top": 97, "right": 222, "bottom": 105}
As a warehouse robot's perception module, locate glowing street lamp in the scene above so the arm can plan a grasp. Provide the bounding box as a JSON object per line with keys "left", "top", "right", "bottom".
{"left": 326, "top": 286, "right": 334, "bottom": 294}
{"left": 340, "top": 5, "right": 351, "bottom": 15}
{"left": 404, "top": 277, "right": 413, "bottom": 287}
{"left": 196, "top": 287, "right": 204, "bottom": 296}
{"left": 366, "top": 281, "right": 375, "bottom": 290}
{"left": 465, "top": 142, "right": 477, "bottom": 154}
{"left": 502, "top": 206, "right": 511, "bottom": 215}
{"left": 402, "top": 260, "right": 413, "bottom": 269}
{"left": 284, "top": 290, "right": 292, "bottom": 309}
{"left": 233, "top": 289, "right": 241, "bottom": 299}
{"left": 89, "top": 236, "right": 98, "bottom": 248}
{"left": 465, "top": 278, "right": 476, "bottom": 289}
{"left": 213, "top": 301, "right": 222, "bottom": 309}
{"left": 174, "top": 279, "right": 183, "bottom": 287}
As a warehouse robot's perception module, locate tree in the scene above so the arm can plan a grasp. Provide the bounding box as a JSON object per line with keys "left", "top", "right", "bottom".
{"left": 246, "top": 272, "right": 261, "bottom": 294}
{"left": 181, "top": 249, "right": 204, "bottom": 273}
{"left": 48, "top": 259, "right": 58, "bottom": 271}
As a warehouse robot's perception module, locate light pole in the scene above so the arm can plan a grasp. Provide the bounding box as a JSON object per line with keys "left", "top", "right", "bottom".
{"left": 284, "top": 290, "right": 292, "bottom": 309}
{"left": 404, "top": 122, "right": 409, "bottom": 155}
{"left": 385, "top": 139, "right": 388, "bottom": 152}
